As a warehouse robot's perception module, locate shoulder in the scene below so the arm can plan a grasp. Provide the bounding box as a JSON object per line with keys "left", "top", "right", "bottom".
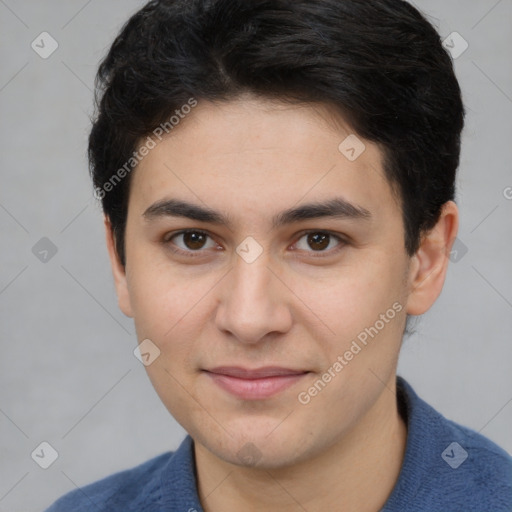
{"left": 393, "top": 377, "right": 512, "bottom": 511}
{"left": 436, "top": 416, "right": 512, "bottom": 507}
{"left": 44, "top": 451, "right": 173, "bottom": 512}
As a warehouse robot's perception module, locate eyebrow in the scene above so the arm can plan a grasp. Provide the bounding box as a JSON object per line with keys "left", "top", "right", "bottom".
{"left": 143, "top": 197, "right": 371, "bottom": 229}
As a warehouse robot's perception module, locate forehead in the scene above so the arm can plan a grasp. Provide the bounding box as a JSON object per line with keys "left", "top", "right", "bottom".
{"left": 128, "top": 98, "right": 399, "bottom": 228}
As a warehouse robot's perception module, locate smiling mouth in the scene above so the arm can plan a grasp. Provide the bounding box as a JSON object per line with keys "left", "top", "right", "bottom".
{"left": 203, "top": 366, "right": 310, "bottom": 400}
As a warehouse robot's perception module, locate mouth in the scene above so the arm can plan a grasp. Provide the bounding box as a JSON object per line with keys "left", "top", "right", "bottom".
{"left": 202, "top": 366, "right": 310, "bottom": 400}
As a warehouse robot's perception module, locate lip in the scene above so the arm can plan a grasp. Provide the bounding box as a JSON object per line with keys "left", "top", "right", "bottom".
{"left": 203, "top": 366, "right": 309, "bottom": 400}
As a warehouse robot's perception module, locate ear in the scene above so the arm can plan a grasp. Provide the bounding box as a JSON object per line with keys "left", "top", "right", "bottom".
{"left": 405, "top": 201, "right": 459, "bottom": 316}
{"left": 104, "top": 216, "right": 134, "bottom": 318}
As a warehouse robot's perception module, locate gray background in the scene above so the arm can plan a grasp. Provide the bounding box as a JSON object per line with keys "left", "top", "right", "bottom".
{"left": 1, "top": 1, "right": 511, "bottom": 510}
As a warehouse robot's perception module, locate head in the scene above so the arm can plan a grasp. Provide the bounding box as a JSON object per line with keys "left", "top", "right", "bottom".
{"left": 91, "top": 0, "right": 463, "bottom": 468}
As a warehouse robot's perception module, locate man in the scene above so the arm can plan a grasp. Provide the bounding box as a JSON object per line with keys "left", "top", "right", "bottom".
{"left": 46, "top": 0, "right": 512, "bottom": 510}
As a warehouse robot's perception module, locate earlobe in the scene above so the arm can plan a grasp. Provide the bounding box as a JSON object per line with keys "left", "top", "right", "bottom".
{"left": 405, "top": 201, "right": 459, "bottom": 316}
{"left": 104, "top": 216, "right": 134, "bottom": 318}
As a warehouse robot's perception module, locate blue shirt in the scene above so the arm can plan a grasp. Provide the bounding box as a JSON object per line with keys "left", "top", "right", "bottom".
{"left": 45, "top": 377, "right": 512, "bottom": 511}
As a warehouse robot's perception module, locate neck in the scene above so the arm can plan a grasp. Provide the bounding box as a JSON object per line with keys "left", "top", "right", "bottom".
{"left": 194, "top": 375, "right": 407, "bottom": 512}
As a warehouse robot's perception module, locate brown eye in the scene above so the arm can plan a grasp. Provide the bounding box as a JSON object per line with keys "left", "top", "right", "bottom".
{"left": 307, "top": 232, "right": 330, "bottom": 251}
{"left": 181, "top": 231, "right": 208, "bottom": 250}
{"left": 167, "top": 230, "right": 217, "bottom": 254}
{"left": 294, "top": 231, "right": 344, "bottom": 254}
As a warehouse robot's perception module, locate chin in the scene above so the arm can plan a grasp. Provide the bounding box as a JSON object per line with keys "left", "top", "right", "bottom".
{"left": 193, "top": 417, "right": 317, "bottom": 470}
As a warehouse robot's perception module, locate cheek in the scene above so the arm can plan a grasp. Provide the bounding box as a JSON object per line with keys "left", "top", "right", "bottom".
{"left": 302, "top": 264, "right": 407, "bottom": 381}
{"left": 127, "top": 253, "right": 199, "bottom": 327}
{"left": 292, "top": 256, "right": 404, "bottom": 332}
{"left": 126, "top": 261, "right": 222, "bottom": 374}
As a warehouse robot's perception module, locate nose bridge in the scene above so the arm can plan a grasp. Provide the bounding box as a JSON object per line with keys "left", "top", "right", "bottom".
{"left": 215, "top": 243, "right": 291, "bottom": 343}
{"left": 231, "top": 234, "right": 274, "bottom": 298}
{"left": 232, "top": 248, "right": 273, "bottom": 304}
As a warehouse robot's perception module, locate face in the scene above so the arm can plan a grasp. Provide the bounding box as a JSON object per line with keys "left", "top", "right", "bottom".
{"left": 108, "top": 96, "right": 439, "bottom": 469}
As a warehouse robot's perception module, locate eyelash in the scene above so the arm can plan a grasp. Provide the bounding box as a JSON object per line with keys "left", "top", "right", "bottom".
{"left": 164, "top": 229, "right": 347, "bottom": 259}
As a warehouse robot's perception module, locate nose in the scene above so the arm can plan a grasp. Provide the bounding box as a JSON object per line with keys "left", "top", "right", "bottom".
{"left": 214, "top": 250, "right": 293, "bottom": 345}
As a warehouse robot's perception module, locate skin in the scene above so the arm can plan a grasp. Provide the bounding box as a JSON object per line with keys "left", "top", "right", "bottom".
{"left": 105, "top": 96, "right": 458, "bottom": 512}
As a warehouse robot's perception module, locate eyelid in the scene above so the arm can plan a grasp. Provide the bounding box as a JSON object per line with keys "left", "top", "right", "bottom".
{"left": 164, "top": 228, "right": 347, "bottom": 257}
